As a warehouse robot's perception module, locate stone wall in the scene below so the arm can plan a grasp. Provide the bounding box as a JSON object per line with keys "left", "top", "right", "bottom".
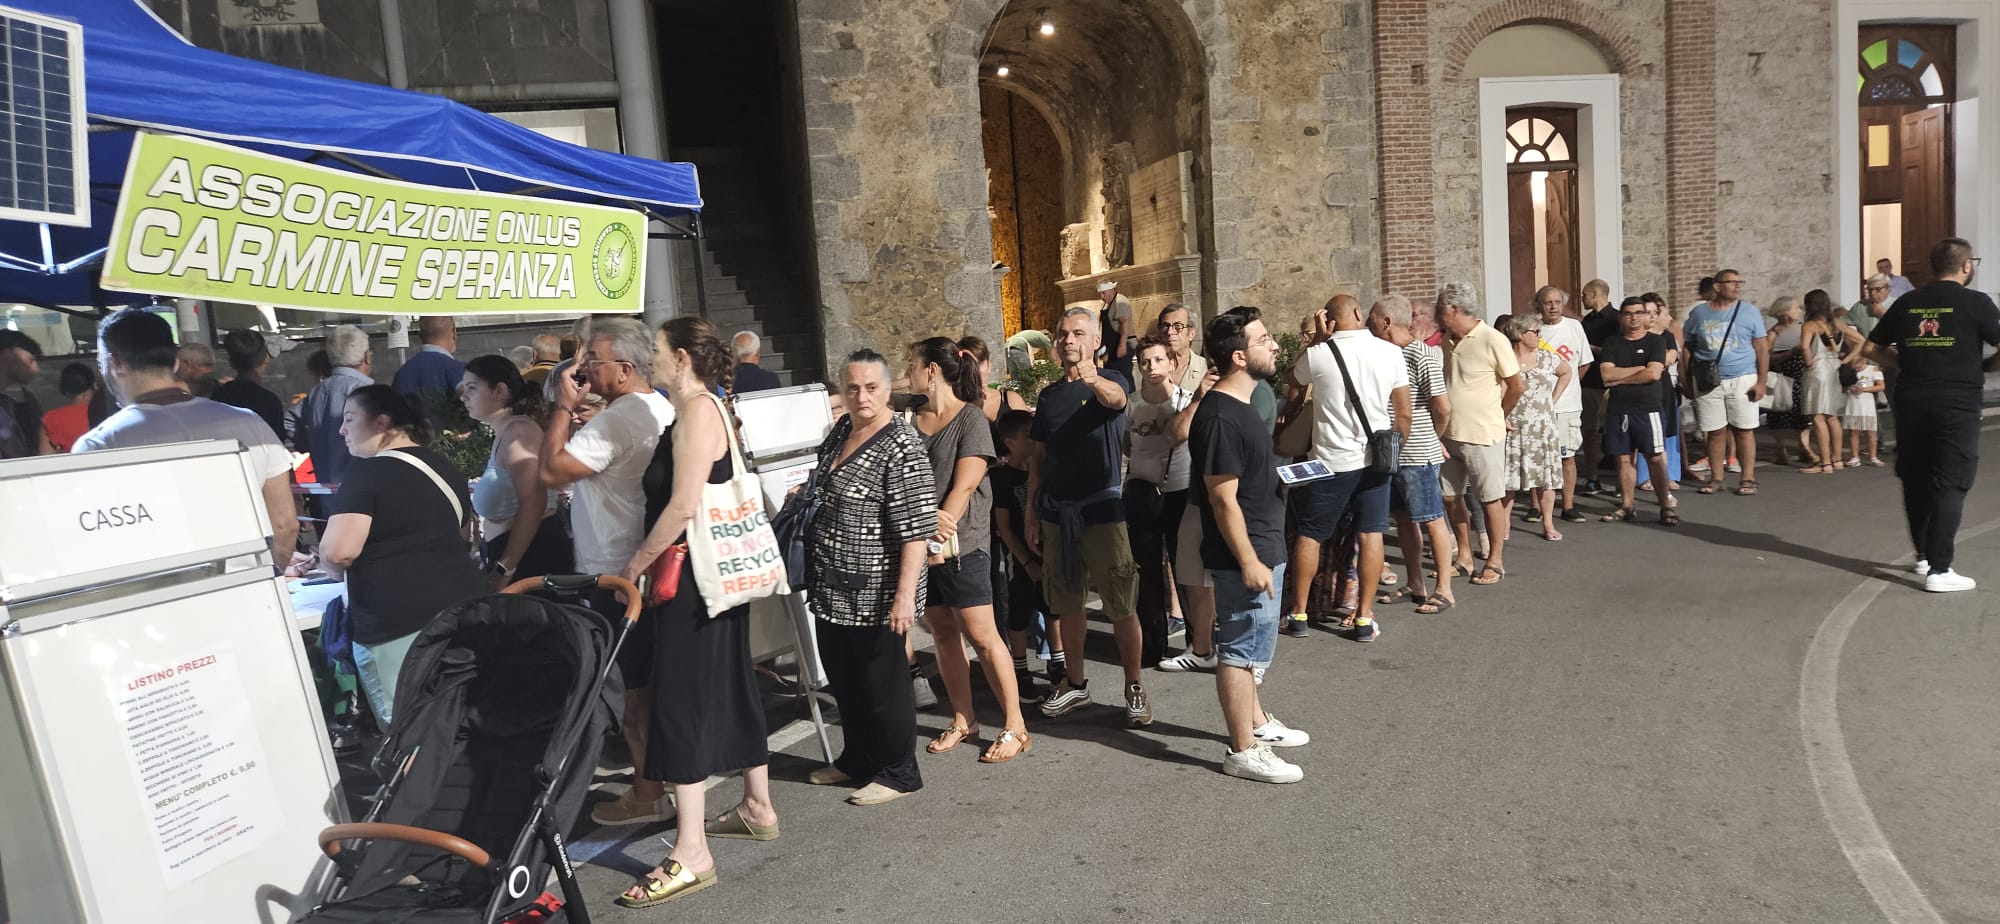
{"left": 793, "top": 0, "right": 1004, "bottom": 362}
{"left": 1223, "top": 0, "right": 1382, "bottom": 330}
{"left": 1713, "top": 0, "right": 1840, "bottom": 304}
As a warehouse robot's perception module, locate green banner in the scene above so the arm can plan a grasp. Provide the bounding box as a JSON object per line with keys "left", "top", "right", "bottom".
{"left": 101, "top": 133, "right": 646, "bottom": 315}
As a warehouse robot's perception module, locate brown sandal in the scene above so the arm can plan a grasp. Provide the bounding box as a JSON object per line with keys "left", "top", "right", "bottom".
{"left": 926, "top": 723, "right": 979, "bottom": 754}
{"left": 977, "top": 728, "right": 1033, "bottom": 763}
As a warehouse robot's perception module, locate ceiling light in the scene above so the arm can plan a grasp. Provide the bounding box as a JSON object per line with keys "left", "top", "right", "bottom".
{"left": 996, "top": 64, "right": 1010, "bottom": 77}
{"left": 1038, "top": 9, "right": 1054, "bottom": 35}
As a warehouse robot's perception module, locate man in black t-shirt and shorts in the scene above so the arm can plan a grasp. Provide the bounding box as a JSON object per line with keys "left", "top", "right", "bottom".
{"left": 1191, "top": 307, "right": 1311, "bottom": 783}
{"left": 1863, "top": 237, "right": 2000, "bottom": 592}
{"left": 1027, "top": 307, "right": 1147, "bottom": 724}
{"left": 1596, "top": 297, "right": 1680, "bottom": 526}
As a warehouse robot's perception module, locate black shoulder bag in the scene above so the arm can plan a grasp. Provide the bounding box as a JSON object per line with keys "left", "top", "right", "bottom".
{"left": 1326, "top": 339, "right": 1404, "bottom": 475}
{"left": 771, "top": 418, "right": 840, "bottom": 591}
{"left": 1688, "top": 301, "right": 1740, "bottom": 395}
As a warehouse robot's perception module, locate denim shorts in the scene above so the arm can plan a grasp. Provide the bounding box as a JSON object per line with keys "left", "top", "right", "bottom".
{"left": 1293, "top": 467, "right": 1393, "bottom": 540}
{"left": 1212, "top": 562, "right": 1286, "bottom": 670}
{"left": 1390, "top": 462, "right": 1445, "bottom": 524}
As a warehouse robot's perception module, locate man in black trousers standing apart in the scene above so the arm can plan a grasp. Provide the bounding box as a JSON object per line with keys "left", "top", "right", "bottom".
{"left": 1863, "top": 237, "right": 2000, "bottom": 592}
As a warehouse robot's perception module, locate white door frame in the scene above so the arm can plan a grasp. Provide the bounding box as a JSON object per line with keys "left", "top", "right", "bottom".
{"left": 1477, "top": 75, "right": 1624, "bottom": 319}
{"left": 1836, "top": 0, "right": 2000, "bottom": 305}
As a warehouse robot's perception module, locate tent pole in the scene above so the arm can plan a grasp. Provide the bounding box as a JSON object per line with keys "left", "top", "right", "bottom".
{"left": 692, "top": 214, "right": 709, "bottom": 320}
{"left": 607, "top": 0, "right": 680, "bottom": 326}
{"left": 378, "top": 0, "right": 410, "bottom": 89}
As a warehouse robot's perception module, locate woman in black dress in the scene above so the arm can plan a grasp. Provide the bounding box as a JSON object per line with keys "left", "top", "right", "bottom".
{"left": 613, "top": 317, "right": 777, "bottom": 909}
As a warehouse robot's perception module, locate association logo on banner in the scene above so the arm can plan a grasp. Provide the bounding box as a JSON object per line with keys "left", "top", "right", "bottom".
{"left": 100, "top": 133, "right": 648, "bottom": 316}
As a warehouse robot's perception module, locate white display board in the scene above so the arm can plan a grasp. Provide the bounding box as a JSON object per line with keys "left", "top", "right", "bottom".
{"left": 734, "top": 384, "right": 833, "bottom": 461}
{"left": 0, "top": 442, "right": 269, "bottom": 600}
{"left": 0, "top": 444, "right": 340, "bottom": 924}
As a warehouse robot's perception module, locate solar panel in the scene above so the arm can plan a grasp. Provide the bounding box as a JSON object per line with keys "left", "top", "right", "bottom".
{"left": 0, "top": 4, "right": 86, "bottom": 227}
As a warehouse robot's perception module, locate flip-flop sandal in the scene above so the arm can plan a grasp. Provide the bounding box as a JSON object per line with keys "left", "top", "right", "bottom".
{"left": 1451, "top": 562, "right": 1474, "bottom": 578}
{"left": 1471, "top": 566, "right": 1505, "bottom": 586}
{"left": 977, "top": 729, "right": 1033, "bottom": 764}
{"left": 1543, "top": 530, "right": 1563, "bottom": 542}
{"left": 926, "top": 724, "right": 979, "bottom": 754}
{"left": 1416, "top": 593, "right": 1455, "bottom": 614}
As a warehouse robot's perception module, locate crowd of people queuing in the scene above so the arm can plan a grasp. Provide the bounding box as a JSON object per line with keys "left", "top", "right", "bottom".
{"left": 0, "top": 237, "right": 1994, "bottom": 909}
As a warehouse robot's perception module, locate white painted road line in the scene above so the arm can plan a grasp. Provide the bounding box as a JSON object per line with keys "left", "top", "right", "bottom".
{"left": 1799, "top": 515, "right": 2000, "bottom": 924}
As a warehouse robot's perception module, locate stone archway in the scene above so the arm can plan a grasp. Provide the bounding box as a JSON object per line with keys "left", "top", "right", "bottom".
{"left": 1443, "top": 0, "right": 1641, "bottom": 81}
{"left": 791, "top": 0, "right": 1256, "bottom": 367}
{"left": 972, "top": 0, "right": 1220, "bottom": 336}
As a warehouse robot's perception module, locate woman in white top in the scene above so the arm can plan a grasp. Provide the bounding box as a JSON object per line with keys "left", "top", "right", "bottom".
{"left": 1126, "top": 336, "right": 1206, "bottom": 670}
{"left": 460, "top": 354, "right": 570, "bottom": 587}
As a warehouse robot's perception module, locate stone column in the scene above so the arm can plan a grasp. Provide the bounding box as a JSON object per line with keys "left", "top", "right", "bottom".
{"left": 1666, "top": 0, "right": 1717, "bottom": 290}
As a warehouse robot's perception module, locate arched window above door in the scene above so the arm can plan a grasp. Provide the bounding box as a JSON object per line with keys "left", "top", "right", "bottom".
{"left": 1505, "top": 114, "right": 1574, "bottom": 167}
{"left": 1859, "top": 34, "right": 1950, "bottom": 103}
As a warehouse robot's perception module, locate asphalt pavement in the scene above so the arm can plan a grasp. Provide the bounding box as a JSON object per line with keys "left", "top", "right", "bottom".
{"left": 562, "top": 423, "right": 2000, "bottom": 924}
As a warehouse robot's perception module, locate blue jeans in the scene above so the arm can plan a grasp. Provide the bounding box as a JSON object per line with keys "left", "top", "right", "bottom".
{"left": 1211, "top": 563, "right": 1287, "bottom": 670}
{"left": 1391, "top": 463, "right": 1445, "bottom": 523}
{"left": 353, "top": 631, "right": 420, "bottom": 727}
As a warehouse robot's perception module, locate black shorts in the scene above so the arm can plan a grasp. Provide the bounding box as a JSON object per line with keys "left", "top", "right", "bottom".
{"left": 927, "top": 549, "right": 993, "bottom": 609}
{"left": 1603, "top": 410, "right": 1667, "bottom": 457}
{"left": 1005, "top": 566, "right": 1043, "bottom": 632}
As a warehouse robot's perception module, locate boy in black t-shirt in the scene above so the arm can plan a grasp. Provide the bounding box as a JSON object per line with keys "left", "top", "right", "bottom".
{"left": 1863, "top": 237, "right": 2000, "bottom": 592}
{"left": 991, "top": 410, "right": 1063, "bottom": 692}
{"left": 1596, "top": 298, "right": 1679, "bottom": 525}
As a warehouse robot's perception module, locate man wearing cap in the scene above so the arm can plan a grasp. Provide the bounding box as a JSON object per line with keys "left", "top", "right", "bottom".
{"left": 0, "top": 329, "right": 49, "bottom": 458}
{"left": 1098, "top": 279, "right": 1136, "bottom": 383}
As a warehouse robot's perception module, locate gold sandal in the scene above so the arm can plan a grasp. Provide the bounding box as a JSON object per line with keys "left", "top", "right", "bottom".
{"left": 705, "top": 806, "right": 779, "bottom": 841}
{"left": 614, "top": 860, "right": 716, "bottom": 908}
{"left": 978, "top": 728, "right": 1033, "bottom": 764}
{"left": 926, "top": 723, "right": 979, "bottom": 754}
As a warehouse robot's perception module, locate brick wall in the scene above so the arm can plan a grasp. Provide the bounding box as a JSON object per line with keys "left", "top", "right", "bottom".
{"left": 1666, "top": 0, "right": 1718, "bottom": 296}
{"left": 1374, "top": 0, "right": 1436, "bottom": 299}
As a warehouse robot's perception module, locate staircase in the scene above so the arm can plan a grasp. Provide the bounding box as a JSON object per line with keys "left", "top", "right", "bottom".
{"left": 673, "top": 146, "right": 823, "bottom": 388}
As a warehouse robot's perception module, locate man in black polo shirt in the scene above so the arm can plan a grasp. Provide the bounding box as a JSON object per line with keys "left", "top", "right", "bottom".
{"left": 1576, "top": 279, "right": 1618, "bottom": 494}
{"left": 1863, "top": 237, "right": 2000, "bottom": 592}
{"left": 1026, "top": 306, "right": 1147, "bottom": 724}
{"left": 1596, "top": 297, "right": 1679, "bottom": 526}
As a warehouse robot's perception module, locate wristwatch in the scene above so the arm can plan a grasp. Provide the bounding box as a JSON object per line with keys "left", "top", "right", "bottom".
{"left": 489, "top": 561, "right": 516, "bottom": 578}
{"left": 926, "top": 539, "right": 946, "bottom": 556}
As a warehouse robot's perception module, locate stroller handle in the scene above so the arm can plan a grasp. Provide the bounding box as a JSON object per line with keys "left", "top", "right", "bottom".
{"left": 319, "top": 822, "right": 492, "bottom": 867}
{"left": 500, "top": 573, "right": 643, "bottom": 624}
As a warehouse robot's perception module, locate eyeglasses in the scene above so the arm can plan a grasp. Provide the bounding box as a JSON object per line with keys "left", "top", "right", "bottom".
{"left": 577, "top": 358, "right": 631, "bottom": 370}
{"left": 1159, "top": 322, "right": 1193, "bottom": 333}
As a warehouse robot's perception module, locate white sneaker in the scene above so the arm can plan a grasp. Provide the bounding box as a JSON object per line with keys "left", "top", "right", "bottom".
{"left": 1726, "top": 461, "right": 1742, "bottom": 474}
{"left": 1222, "top": 745, "right": 1303, "bottom": 783}
{"left": 1924, "top": 569, "right": 1976, "bottom": 593}
{"left": 1252, "top": 714, "right": 1310, "bottom": 747}
{"left": 1253, "top": 667, "right": 1266, "bottom": 686}
{"left": 912, "top": 675, "right": 938, "bottom": 709}
{"left": 1158, "top": 649, "right": 1218, "bottom": 672}
{"left": 1913, "top": 559, "right": 1931, "bottom": 576}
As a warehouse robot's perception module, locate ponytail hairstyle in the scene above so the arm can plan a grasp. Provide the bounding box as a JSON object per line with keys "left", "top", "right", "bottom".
{"left": 956, "top": 335, "right": 992, "bottom": 369}
{"left": 910, "top": 335, "right": 983, "bottom": 403}
{"left": 659, "top": 316, "right": 749, "bottom": 457}
{"left": 463, "top": 353, "right": 545, "bottom": 420}
{"left": 346, "top": 384, "right": 435, "bottom": 446}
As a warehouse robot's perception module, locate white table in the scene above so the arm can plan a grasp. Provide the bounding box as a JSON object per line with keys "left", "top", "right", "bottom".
{"left": 287, "top": 578, "right": 344, "bottom": 631}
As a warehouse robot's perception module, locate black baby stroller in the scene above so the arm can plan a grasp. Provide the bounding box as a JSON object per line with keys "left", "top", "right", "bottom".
{"left": 299, "top": 574, "right": 641, "bottom": 924}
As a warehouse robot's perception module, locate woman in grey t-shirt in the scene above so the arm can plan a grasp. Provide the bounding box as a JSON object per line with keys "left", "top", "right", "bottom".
{"left": 907, "top": 336, "right": 1031, "bottom": 763}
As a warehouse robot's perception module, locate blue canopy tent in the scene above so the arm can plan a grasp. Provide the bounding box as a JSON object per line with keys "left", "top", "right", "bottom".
{"left": 0, "top": 0, "right": 703, "bottom": 312}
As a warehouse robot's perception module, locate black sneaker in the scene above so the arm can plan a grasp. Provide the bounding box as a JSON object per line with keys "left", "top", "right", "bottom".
{"left": 1015, "top": 667, "right": 1041, "bottom": 703}
{"left": 1282, "top": 615, "right": 1310, "bottom": 637}
{"left": 1581, "top": 480, "right": 1605, "bottom": 496}
{"left": 1559, "top": 507, "right": 1589, "bottom": 523}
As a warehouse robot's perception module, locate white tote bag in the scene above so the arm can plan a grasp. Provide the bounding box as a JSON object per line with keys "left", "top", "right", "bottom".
{"left": 687, "top": 392, "right": 789, "bottom": 616}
